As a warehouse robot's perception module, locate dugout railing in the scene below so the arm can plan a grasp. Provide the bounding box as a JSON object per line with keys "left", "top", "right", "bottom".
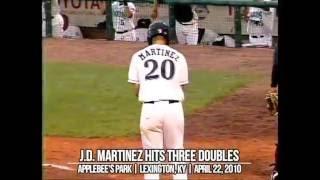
{"left": 43, "top": 0, "right": 278, "bottom": 47}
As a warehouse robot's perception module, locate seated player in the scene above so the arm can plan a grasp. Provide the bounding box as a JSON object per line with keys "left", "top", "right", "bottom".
{"left": 199, "top": 29, "right": 236, "bottom": 48}
{"left": 61, "top": 14, "right": 83, "bottom": 39}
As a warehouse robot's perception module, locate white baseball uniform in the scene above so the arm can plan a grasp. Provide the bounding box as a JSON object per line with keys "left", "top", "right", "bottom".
{"left": 51, "top": 0, "right": 64, "bottom": 38}
{"left": 42, "top": 2, "right": 64, "bottom": 38}
{"left": 128, "top": 44, "right": 189, "bottom": 180}
{"left": 200, "top": 29, "right": 219, "bottom": 45}
{"left": 199, "top": 29, "right": 236, "bottom": 47}
{"left": 247, "top": 1, "right": 275, "bottom": 47}
{"left": 135, "top": 28, "right": 148, "bottom": 42}
{"left": 42, "top": 2, "right": 46, "bottom": 37}
{"left": 112, "top": 1, "right": 137, "bottom": 41}
{"left": 175, "top": 6, "right": 199, "bottom": 45}
{"left": 49, "top": 14, "right": 64, "bottom": 38}
{"left": 63, "top": 25, "right": 83, "bottom": 39}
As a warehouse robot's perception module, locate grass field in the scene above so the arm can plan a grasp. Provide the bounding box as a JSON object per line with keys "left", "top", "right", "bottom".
{"left": 44, "top": 62, "right": 257, "bottom": 137}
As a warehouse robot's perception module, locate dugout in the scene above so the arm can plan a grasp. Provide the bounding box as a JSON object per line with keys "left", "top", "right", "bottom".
{"left": 43, "top": 0, "right": 278, "bottom": 47}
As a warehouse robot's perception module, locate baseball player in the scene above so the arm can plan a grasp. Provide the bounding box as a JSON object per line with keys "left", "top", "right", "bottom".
{"left": 61, "top": 14, "right": 83, "bottom": 39}
{"left": 152, "top": 1, "right": 199, "bottom": 45}
{"left": 194, "top": 5, "right": 210, "bottom": 44}
{"left": 112, "top": 1, "right": 137, "bottom": 41}
{"left": 174, "top": 4, "right": 199, "bottom": 45}
{"left": 269, "top": 45, "right": 278, "bottom": 180}
{"left": 42, "top": 1, "right": 64, "bottom": 38}
{"left": 52, "top": 0, "right": 64, "bottom": 38}
{"left": 245, "top": 0, "right": 275, "bottom": 47}
{"left": 52, "top": 13, "right": 64, "bottom": 38}
{"left": 128, "top": 21, "right": 189, "bottom": 180}
{"left": 42, "top": 2, "right": 46, "bottom": 37}
{"left": 270, "top": 46, "right": 278, "bottom": 92}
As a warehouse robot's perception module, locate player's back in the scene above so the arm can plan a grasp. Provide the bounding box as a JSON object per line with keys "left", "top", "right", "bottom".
{"left": 128, "top": 44, "right": 188, "bottom": 102}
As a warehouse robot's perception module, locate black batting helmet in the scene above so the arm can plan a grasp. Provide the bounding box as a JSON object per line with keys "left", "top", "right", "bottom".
{"left": 147, "top": 21, "right": 169, "bottom": 45}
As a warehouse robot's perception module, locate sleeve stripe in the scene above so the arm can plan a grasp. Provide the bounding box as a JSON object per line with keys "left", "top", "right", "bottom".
{"left": 180, "top": 81, "right": 189, "bottom": 85}
{"left": 128, "top": 79, "right": 139, "bottom": 84}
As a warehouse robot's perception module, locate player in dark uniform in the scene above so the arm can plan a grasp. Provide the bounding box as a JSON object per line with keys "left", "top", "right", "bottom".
{"left": 271, "top": 45, "right": 278, "bottom": 91}
{"left": 270, "top": 45, "right": 279, "bottom": 180}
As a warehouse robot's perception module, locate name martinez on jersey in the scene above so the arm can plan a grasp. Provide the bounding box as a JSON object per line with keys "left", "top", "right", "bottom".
{"left": 137, "top": 48, "right": 181, "bottom": 61}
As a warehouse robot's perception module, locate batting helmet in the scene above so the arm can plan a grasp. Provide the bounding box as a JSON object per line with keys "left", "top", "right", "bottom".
{"left": 147, "top": 21, "right": 169, "bottom": 45}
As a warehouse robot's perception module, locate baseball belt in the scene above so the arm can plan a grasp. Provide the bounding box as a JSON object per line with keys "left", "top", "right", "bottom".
{"left": 143, "top": 100, "right": 179, "bottom": 104}
{"left": 116, "top": 29, "right": 134, "bottom": 34}
{"left": 180, "top": 22, "right": 193, "bottom": 25}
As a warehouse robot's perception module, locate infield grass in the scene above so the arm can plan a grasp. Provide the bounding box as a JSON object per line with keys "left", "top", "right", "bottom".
{"left": 44, "top": 62, "right": 258, "bottom": 137}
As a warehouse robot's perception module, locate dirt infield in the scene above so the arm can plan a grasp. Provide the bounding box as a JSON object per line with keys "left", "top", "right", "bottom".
{"left": 43, "top": 39, "right": 273, "bottom": 74}
{"left": 43, "top": 39, "right": 276, "bottom": 180}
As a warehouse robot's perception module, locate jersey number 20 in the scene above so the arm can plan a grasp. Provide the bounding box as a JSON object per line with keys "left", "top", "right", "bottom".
{"left": 144, "top": 59, "right": 175, "bottom": 80}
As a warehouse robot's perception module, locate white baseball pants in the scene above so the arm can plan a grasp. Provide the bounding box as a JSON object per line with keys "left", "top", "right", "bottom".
{"left": 175, "top": 21, "right": 198, "bottom": 45}
{"left": 140, "top": 101, "right": 187, "bottom": 180}
{"left": 114, "top": 30, "right": 136, "bottom": 41}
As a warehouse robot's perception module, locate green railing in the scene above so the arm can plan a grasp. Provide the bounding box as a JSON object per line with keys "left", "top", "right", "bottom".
{"left": 44, "top": 0, "right": 52, "bottom": 37}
